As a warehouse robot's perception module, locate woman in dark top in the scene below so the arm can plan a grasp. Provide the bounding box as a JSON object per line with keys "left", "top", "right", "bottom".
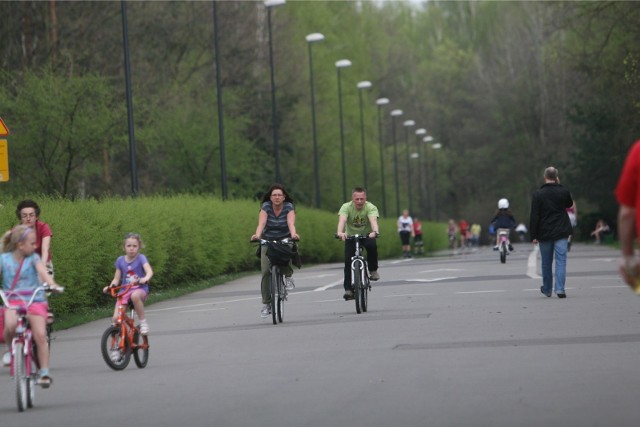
{"left": 250, "top": 184, "right": 300, "bottom": 319}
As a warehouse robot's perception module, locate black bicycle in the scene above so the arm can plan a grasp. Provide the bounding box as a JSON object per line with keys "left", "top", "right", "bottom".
{"left": 254, "top": 238, "right": 296, "bottom": 325}
{"left": 337, "top": 234, "right": 374, "bottom": 314}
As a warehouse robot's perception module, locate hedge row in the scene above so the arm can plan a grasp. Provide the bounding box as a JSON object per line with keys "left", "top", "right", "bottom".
{"left": 0, "top": 195, "right": 448, "bottom": 316}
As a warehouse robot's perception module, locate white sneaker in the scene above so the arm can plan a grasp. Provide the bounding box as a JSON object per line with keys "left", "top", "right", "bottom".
{"left": 285, "top": 277, "right": 295, "bottom": 290}
{"left": 110, "top": 350, "right": 120, "bottom": 362}
{"left": 260, "top": 304, "right": 271, "bottom": 318}
{"left": 139, "top": 320, "right": 149, "bottom": 335}
{"left": 2, "top": 351, "right": 11, "bottom": 366}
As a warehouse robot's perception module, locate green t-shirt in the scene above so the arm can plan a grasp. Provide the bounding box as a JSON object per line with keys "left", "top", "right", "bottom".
{"left": 338, "top": 201, "right": 379, "bottom": 235}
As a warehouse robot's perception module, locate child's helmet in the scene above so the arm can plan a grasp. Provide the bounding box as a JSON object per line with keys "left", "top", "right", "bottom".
{"left": 498, "top": 198, "right": 509, "bottom": 209}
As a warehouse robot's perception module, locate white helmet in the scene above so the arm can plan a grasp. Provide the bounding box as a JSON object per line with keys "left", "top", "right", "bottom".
{"left": 498, "top": 198, "right": 509, "bottom": 209}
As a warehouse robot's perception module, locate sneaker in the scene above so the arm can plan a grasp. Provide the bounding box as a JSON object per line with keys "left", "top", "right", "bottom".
{"left": 343, "top": 290, "right": 354, "bottom": 300}
{"left": 557, "top": 293, "right": 567, "bottom": 299}
{"left": 37, "top": 374, "right": 52, "bottom": 389}
{"left": 260, "top": 304, "right": 271, "bottom": 318}
{"left": 285, "top": 277, "right": 295, "bottom": 290}
{"left": 370, "top": 271, "right": 380, "bottom": 281}
{"left": 508, "top": 244, "right": 514, "bottom": 251}
{"left": 139, "top": 320, "right": 149, "bottom": 335}
{"left": 493, "top": 246, "right": 499, "bottom": 251}
{"left": 2, "top": 351, "right": 10, "bottom": 366}
{"left": 110, "top": 350, "right": 120, "bottom": 362}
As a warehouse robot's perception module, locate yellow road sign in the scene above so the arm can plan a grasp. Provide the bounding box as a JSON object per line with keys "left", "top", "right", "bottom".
{"left": 0, "top": 139, "right": 9, "bottom": 182}
{"left": 0, "top": 117, "right": 9, "bottom": 136}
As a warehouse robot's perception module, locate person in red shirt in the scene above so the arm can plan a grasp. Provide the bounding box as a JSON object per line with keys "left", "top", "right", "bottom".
{"left": 615, "top": 140, "right": 640, "bottom": 290}
{"left": 16, "top": 200, "right": 53, "bottom": 276}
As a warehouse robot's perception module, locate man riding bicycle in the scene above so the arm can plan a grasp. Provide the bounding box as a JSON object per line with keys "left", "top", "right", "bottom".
{"left": 336, "top": 187, "right": 380, "bottom": 300}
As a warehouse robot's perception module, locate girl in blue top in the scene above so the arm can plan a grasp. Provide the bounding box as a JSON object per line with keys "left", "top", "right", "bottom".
{"left": 1, "top": 225, "right": 62, "bottom": 387}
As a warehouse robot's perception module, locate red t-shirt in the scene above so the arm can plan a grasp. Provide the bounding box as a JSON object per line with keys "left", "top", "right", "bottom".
{"left": 615, "top": 140, "right": 640, "bottom": 239}
{"left": 35, "top": 220, "right": 53, "bottom": 262}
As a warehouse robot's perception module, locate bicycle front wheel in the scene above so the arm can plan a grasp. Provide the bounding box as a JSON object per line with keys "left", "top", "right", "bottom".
{"left": 133, "top": 331, "right": 149, "bottom": 368}
{"left": 14, "top": 342, "right": 28, "bottom": 412}
{"left": 277, "top": 274, "right": 285, "bottom": 323}
{"left": 354, "top": 263, "right": 363, "bottom": 314}
{"left": 500, "top": 243, "right": 507, "bottom": 264}
{"left": 101, "top": 325, "right": 131, "bottom": 370}
{"left": 270, "top": 267, "right": 278, "bottom": 325}
{"left": 361, "top": 273, "right": 369, "bottom": 313}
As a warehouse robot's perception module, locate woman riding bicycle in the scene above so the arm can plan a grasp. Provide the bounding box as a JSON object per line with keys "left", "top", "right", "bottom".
{"left": 250, "top": 184, "right": 300, "bottom": 319}
{"left": 491, "top": 198, "right": 516, "bottom": 250}
{"left": 1, "top": 225, "right": 62, "bottom": 387}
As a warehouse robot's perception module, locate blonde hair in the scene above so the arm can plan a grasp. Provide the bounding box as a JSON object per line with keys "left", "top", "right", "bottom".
{"left": 1, "top": 225, "right": 34, "bottom": 252}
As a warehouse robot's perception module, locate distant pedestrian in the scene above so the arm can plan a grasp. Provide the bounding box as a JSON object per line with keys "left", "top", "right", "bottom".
{"left": 529, "top": 166, "right": 574, "bottom": 298}
{"left": 397, "top": 210, "right": 414, "bottom": 258}
{"left": 413, "top": 217, "right": 424, "bottom": 255}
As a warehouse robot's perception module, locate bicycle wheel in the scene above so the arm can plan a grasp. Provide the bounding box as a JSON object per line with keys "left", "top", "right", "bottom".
{"left": 354, "top": 262, "right": 363, "bottom": 314}
{"left": 361, "top": 273, "right": 369, "bottom": 313}
{"left": 100, "top": 325, "right": 131, "bottom": 370}
{"left": 277, "top": 274, "right": 285, "bottom": 323}
{"left": 500, "top": 242, "right": 507, "bottom": 264}
{"left": 15, "top": 342, "right": 28, "bottom": 412}
{"left": 270, "top": 267, "right": 278, "bottom": 325}
{"left": 133, "top": 331, "right": 149, "bottom": 368}
{"left": 26, "top": 372, "right": 35, "bottom": 408}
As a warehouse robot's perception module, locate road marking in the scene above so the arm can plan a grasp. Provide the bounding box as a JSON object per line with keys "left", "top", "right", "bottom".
{"left": 179, "top": 307, "right": 228, "bottom": 313}
{"left": 592, "top": 285, "right": 627, "bottom": 289}
{"left": 419, "top": 268, "right": 463, "bottom": 273}
{"left": 405, "top": 277, "right": 457, "bottom": 282}
{"left": 314, "top": 280, "right": 343, "bottom": 291}
{"left": 389, "top": 258, "right": 413, "bottom": 264}
{"left": 456, "top": 290, "right": 506, "bottom": 294}
{"left": 385, "top": 293, "right": 437, "bottom": 298}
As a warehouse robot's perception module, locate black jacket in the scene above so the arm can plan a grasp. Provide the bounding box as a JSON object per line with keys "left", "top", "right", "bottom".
{"left": 529, "top": 183, "right": 574, "bottom": 242}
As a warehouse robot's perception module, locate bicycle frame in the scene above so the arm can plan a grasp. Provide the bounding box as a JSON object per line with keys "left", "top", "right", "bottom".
{"left": 0, "top": 286, "right": 61, "bottom": 412}
{"left": 101, "top": 284, "right": 149, "bottom": 370}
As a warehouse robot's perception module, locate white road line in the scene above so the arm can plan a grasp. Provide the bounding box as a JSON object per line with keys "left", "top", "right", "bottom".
{"left": 314, "top": 280, "right": 343, "bottom": 291}
{"left": 591, "top": 285, "right": 627, "bottom": 289}
{"left": 456, "top": 290, "right": 506, "bottom": 294}
{"left": 179, "top": 307, "right": 228, "bottom": 314}
{"left": 419, "top": 269, "right": 463, "bottom": 273}
{"left": 389, "top": 258, "right": 414, "bottom": 264}
{"left": 385, "top": 293, "right": 437, "bottom": 298}
{"left": 406, "top": 277, "right": 457, "bottom": 283}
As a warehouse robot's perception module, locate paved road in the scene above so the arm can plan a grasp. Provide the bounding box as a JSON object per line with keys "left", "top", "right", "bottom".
{"left": 1, "top": 243, "right": 638, "bottom": 427}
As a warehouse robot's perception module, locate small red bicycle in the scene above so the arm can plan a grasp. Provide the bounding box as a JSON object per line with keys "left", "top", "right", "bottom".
{"left": 100, "top": 283, "right": 149, "bottom": 370}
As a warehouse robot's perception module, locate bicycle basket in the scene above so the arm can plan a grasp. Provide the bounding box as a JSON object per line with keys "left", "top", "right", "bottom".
{"left": 266, "top": 242, "right": 293, "bottom": 266}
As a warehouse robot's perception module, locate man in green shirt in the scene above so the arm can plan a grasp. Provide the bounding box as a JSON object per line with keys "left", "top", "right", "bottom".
{"left": 337, "top": 187, "right": 380, "bottom": 300}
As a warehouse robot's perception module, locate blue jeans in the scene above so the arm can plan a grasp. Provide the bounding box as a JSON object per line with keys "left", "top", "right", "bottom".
{"left": 538, "top": 239, "right": 568, "bottom": 295}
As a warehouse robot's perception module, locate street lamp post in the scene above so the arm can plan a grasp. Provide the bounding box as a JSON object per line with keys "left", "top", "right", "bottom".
{"left": 212, "top": 1, "right": 227, "bottom": 200}
{"left": 415, "top": 128, "right": 426, "bottom": 216}
{"left": 357, "top": 81, "right": 372, "bottom": 190}
{"left": 336, "top": 59, "right": 352, "bottom": 202}
{"left": 403, "top": 120, "right": 415, "bottom": 214}
{"left": 265, "top": 0, "right": 286, "bottom": 183}
{"left": 376, "top": 98, "right": 389, "bottom": 217}
{"left": 390, "top": 109, "right": 403, "bottom": 217}
{"left": 306, "top": 32, "right": 324, "bottom": 208}
{"left": 432, "top": 141, "right": 442, "bottom": 220}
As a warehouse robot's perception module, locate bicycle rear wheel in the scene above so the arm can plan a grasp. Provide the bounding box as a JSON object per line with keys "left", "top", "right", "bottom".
{"left": 14, "top": 342, "right": 28, "bottom": 412}
{"left": 361, "top": 274, "right": 369, "bottom": 313}
{"left": 101, "top": 325, "right": 131, "bottom": 370}
{"left": 354, "top": 263, "right": 363, "bottom": 314}
{"left": 133, "top": 331, "right": 149, "bottom": 368}
{"left": 500, "top": 242, "right": 507, "bottom": 264}
{"left": 270, "top": 267, "right": 278, "bottom": 325}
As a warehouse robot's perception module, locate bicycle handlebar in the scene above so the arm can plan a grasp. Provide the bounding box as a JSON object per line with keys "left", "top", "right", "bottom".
{"left": 105, "top": 283, "right": 141, "bottom": 298}
{"left": 251, "top": 237, "right": 299, "bottom": 245}
{"left": 0, "top": 285, "right": 64, "bottom": 308}
{"left": 335, "top": 233, "right": 379, "bottom": 240}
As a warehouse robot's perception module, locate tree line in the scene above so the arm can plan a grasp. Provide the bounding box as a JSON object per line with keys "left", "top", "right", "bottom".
{"left": 0, "top": 0, "right": 638, "bottom": 238}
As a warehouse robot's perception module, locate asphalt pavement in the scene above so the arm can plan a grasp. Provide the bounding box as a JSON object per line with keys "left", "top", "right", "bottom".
{"left": 0, "top": 242, "right": 638, "bottom": 427}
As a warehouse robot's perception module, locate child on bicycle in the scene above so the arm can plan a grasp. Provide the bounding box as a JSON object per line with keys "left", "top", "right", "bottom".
{"left": 491, "top": 198, "right": 517, "bottom": 251}
{"left": 103, "top": 232, "right": 153, "bottom": 335}
{"left": 1, "top": 225, "right": 62, "bottom": 387}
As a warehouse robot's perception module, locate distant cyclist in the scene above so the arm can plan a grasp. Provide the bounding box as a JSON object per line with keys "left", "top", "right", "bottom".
{"left": 491, "top": 198, "right": 516, "bottom": 251}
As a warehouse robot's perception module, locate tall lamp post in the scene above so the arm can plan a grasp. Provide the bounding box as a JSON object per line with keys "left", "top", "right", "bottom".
{"left": 265, "top": 0, "right": 286, "bottom": 183}
{"left": 376, "top": 97, "right": 389, "bottom": 217}
{"left": 336, "top": 59, "right": 352, "bottom": 201}
{"left": 357, "top": 80, "right": 372, "bottom": 190}
{"left": 402, "top": 120, "right": 415, "bottom": 214}
{"left": 306, "top": 32, "right": 324, "bottom": 208}
{"left": 432, "top": 141, "right": 442, "bottom": 220}
{"left": 212, "top": 1, "right": 227, "bottom": 200}
{"left": 415, "top": 128, "right": 426, "bottom": 216}
{"left": 390, "top": 109, "right": 403, "bottom": 217}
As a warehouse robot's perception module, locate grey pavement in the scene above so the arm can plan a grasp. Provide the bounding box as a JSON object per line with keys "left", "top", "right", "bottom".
{"left": 0, "top": 242, "right": 637, "bottom": 427}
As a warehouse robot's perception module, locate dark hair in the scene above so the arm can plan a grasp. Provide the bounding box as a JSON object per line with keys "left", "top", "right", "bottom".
{"left": 16, "top": 199, "right": 41, "bottom": 219}
{"left": 352, "top": 187, "right": 367, "bottom": 194}
{"left": 261, "top": 184, "right": 294, "bottom": 204}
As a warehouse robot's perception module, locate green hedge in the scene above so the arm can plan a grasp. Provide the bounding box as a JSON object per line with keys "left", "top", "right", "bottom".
{"left": 0, "top": 195, "right": 448, "bottom": 317}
